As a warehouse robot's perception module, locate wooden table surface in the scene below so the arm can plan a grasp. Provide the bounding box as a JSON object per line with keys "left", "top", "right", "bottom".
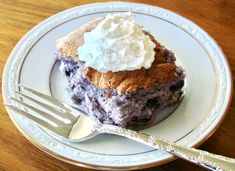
{"left": 0, "top": 0, "right": 234, "bottom": 170}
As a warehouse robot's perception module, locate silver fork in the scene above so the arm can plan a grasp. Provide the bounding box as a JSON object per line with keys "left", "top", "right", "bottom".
{"left": 6, "top": 84, "right": 235, "bottom": 171}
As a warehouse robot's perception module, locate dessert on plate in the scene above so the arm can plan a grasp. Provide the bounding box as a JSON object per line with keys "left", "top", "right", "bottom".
{"left": 56, "top": 12, "right": 185, "bottom": 127}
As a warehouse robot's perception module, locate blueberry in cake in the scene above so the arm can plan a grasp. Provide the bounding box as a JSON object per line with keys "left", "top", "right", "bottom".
{"left": 56, "top": 13, "right": 185, "bottom": 128}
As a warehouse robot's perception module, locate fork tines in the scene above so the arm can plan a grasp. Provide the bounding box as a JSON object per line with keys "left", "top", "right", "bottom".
{"left": 6, "top": 84, "right": 79, "bottom": 130}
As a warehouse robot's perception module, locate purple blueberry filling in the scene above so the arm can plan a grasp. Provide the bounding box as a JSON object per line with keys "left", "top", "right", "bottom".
{"left": 57, "top": 56, "right": 184, "bottom": 127}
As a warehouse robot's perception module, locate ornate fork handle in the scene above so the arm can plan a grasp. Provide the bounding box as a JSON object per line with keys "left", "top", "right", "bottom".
{"left": 98, "top": 124, "right": 235, "bottom": 171}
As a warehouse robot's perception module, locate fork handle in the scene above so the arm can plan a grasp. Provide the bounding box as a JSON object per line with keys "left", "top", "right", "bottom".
{"left": 98, "top": 124, "right": 235, "bottom": 171}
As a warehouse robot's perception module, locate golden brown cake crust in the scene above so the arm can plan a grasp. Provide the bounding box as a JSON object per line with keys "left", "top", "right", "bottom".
{"left": 84, "top": 63, "right": 177, "bottom": 94}
{"left": 57, "top": 18, "right": 179, "bottom": 94}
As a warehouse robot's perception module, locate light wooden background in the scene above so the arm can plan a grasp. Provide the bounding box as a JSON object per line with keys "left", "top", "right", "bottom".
{"left": 0, "top": 0, "right": 234, "bottom": 170}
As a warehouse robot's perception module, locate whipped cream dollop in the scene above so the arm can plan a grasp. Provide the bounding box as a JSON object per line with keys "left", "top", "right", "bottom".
{"left": 78, "top": 12, "right": 156, "bottom": 73}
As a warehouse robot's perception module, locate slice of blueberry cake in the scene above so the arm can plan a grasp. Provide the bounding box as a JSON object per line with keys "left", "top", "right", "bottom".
{"left": 56, "top": 13, "right": 185, "bottom": 127}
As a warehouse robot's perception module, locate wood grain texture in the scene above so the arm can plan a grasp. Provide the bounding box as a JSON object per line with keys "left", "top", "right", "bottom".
{"left": 0, "top": 0, "right": 234, "bottom": 170}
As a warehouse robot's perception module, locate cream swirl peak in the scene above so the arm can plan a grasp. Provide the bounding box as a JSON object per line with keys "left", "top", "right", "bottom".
{"left": 77, "top": 12, "right": 156, "bottom": 73}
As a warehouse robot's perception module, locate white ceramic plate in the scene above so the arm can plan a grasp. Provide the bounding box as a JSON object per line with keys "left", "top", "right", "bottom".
{"left": 2, "top": 2, "right": 232, "bottom": 170}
